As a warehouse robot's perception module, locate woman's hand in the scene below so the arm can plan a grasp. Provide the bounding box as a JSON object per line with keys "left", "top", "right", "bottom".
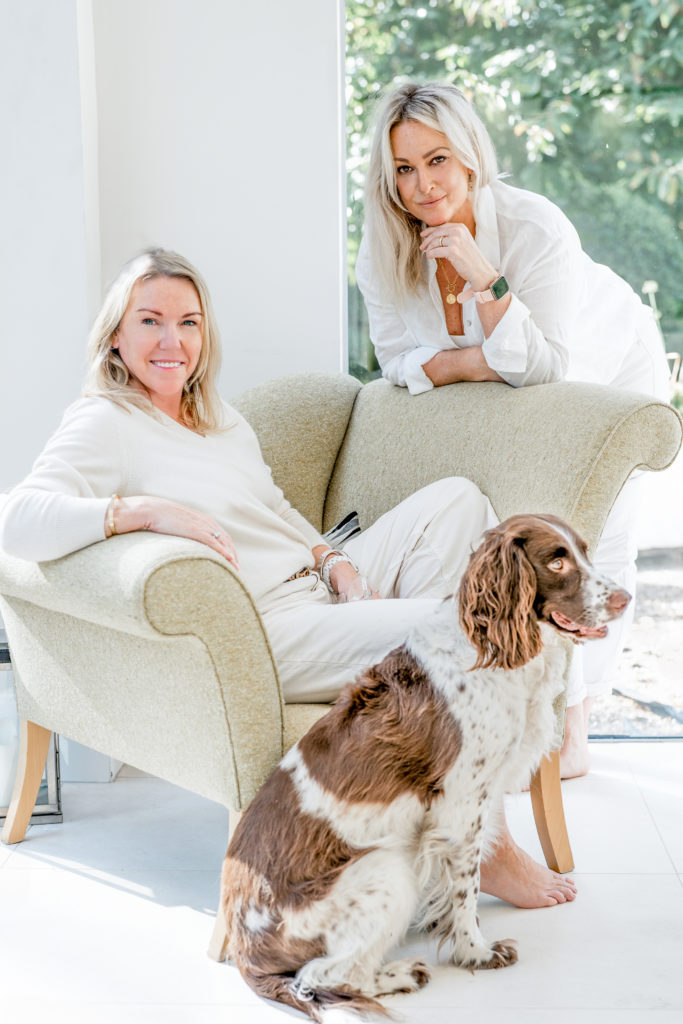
{"left": 420, "top": 223, "right": 512, "bottom": 345}
{"left": 329, "top": 559, "right": 381, "bottom": 602}
{"left": 420, "top": 223, "right": 497, "bottom": 292}
{"left": 105, "top": 495, "right": 240, "bottom": 570}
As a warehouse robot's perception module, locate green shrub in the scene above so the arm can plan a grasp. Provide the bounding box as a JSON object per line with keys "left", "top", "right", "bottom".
{"left": 552, "top": 183, "right": 683, "bottom": 321}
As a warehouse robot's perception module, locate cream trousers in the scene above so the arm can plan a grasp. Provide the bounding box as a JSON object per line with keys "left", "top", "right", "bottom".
{"left": 260, "top": 477, "right": 497, "bottom": 703}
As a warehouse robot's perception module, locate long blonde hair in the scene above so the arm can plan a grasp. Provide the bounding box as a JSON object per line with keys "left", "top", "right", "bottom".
{"left": 364, "top": 81, "right": 498, "bottom": 304}
{"left": 84, "top": 248, "right": 224, "bottom": 433}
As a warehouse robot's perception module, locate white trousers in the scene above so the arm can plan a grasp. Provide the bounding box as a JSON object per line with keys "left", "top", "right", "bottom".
{"left": 260, "top": 478, "right": 498, "bottom": 703}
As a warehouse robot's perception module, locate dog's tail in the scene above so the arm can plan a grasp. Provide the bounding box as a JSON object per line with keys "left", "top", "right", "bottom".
{"left": 243, "top": 968, "right": 394, "bottom": 1021}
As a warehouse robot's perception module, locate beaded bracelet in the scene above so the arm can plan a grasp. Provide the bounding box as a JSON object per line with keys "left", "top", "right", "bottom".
{"left": 107, "top": 494, "right": 121, "bottom": 537}
{"left": 317, "top": 549, "right": 358, "bottom": 593}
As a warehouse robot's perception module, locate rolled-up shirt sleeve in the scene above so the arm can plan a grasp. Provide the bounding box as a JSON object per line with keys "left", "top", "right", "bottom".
{"left": 384, "top": 346, "right": 437, "bottom": 395}
{"left": 356, "top": 240, "right": 439, "bottom": 395}
{"left": 480, "top": 290, "right": 569, "bottom": 387}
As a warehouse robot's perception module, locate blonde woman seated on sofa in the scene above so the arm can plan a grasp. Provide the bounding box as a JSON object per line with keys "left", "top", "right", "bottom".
{"left": 0, "top": 247, "right": 575, "bottom": 910}
{"left": 358, "top": 80, "right": 671, "bottom": 779}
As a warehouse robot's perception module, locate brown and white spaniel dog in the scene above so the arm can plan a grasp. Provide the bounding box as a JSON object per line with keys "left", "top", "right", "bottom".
{"left": 221, "top": 514, "right": 630, "bottom": 1021}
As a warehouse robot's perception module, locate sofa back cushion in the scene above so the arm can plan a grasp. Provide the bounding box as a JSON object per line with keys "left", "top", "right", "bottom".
{"left": 323, "top": 376, "right": 644, "bottom": 535}
{"left": 233, "top": 373, "right": 361, "bottom": 531}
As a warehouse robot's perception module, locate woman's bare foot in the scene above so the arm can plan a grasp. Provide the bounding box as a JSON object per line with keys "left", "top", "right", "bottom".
{"left": 560, "top": 698, "right": 593, "bottom": 779}
{"left": 480, "top": 834, "right": 577, "bottom": 908}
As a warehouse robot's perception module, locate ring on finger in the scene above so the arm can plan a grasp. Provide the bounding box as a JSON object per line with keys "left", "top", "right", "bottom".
{"left": 439, "top": 234, "right": 446, "bottom": 247}
{"left": 212, "top": 531, "right": 221, "bottom": 540}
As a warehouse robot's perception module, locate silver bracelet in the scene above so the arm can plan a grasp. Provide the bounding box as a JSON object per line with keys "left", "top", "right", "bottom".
{"left": 317, "top": 548, "right": 344, "bottom": 575}
{"left": 318, "top": 549, "right": 358, "bottom": 593}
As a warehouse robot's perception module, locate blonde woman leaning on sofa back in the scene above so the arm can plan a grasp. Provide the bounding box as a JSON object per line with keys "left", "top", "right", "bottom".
{"left": 358, "top": 80, "right": 668, "bottom": 400}
{"left": 357, "top": 80, "right": 670, "bottom": 780}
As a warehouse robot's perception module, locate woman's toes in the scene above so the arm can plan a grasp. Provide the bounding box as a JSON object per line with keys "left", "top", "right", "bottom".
{"left": 549, "top": 878, "right": 577, "bottom": 903}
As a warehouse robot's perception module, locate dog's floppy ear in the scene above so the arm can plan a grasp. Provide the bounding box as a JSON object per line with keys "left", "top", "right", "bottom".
{"left": 458, "top": 524, "right": 542, "bottom": 671}
{"left": 336, "top": 675, "right": 390, "bottom": 718}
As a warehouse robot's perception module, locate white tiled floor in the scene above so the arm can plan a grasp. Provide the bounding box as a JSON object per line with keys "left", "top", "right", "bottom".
{"left": 2, "top": 742, "right": 682, "bottom": 1023}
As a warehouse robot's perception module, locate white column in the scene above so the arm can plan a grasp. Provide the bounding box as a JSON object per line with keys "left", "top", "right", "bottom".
{"left": 0, "top": 0, "right": 97, "bottom": 490}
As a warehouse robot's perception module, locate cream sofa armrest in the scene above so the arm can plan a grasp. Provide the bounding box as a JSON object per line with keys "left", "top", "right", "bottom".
{"left": 0, "top": 533, "right": 285, "bottom": 810}
{"left": 0, "top": 533, "right": 240, "bottom": 639}
{"left": 143, "top": 556, "right": 286, "bottom": 806}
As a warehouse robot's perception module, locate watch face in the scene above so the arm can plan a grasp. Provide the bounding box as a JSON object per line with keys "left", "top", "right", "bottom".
{"left": 491, "top": 276, "right": 509, "bottom": 300}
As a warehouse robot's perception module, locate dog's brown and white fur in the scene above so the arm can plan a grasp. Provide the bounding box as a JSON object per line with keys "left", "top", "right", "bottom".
{"left": 222, "top": 514, "right": 630, "bottom": 1020}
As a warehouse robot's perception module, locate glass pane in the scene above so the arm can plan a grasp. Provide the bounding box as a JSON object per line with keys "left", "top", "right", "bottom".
{"left": 344, "top": 2, "right": 683, "bottom": 738}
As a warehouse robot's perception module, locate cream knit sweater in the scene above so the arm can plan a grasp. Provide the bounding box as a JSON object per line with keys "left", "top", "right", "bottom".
{"left": 0, "top": 397, "right": 325, "bottom": 602}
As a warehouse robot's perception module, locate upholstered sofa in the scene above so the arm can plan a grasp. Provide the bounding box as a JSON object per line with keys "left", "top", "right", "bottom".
{"left": 1, "top": 372, "right": 680, "bottom": 956}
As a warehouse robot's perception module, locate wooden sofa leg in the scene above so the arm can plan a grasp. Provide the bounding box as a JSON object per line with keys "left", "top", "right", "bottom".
{"left": 208, "top": 809, "right": 243, "bottom": 962}
{"left": 530, "top": 750, "right": 574, "bottom": 873}
{"left": 1, "top": 720, "right": 52, "bottom": 845}
{"left": 207, "top": 897, "right": 230, "bottom": 964}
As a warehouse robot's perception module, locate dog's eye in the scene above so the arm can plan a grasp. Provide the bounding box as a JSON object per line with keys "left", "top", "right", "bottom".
{"left": 549, "top": 558, "right": 564, "bottom": 571}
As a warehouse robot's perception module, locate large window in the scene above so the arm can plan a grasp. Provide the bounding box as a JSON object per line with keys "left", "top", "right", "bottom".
{"left": 346, "top": 0, "right": 683, "bottom": 394}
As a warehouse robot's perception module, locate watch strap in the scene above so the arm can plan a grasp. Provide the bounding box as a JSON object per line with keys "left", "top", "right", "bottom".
{"left": 457, "top": 275, "right": 509, "bottom": 304}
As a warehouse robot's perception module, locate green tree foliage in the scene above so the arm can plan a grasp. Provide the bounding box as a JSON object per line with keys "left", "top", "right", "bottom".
{"left": 346, "top": 0, "right": 682, "bottom": 331}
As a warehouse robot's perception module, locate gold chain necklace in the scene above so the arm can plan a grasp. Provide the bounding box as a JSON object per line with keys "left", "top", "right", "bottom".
{"left": 438, "top": 259, "right": 462, "bottom": 305}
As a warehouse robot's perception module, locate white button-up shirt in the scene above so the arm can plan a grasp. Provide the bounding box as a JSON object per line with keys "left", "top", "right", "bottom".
{"left": 356, "top": 180, "right": 668, "bottom": 400}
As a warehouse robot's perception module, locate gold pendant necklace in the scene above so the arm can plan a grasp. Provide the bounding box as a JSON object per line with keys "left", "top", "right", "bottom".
{"left": 439, "top": 259, "right": 461, "bottom": 304}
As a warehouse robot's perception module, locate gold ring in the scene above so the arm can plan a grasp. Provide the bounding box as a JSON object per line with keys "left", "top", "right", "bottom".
{"left": 440, "top": 234, "right": 446, "bottom": 247}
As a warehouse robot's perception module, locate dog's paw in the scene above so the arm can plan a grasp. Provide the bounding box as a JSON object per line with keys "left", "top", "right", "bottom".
{"left": 455, "top": 939, "right": 518, "bottom": 971}
{"left": 474, "top": 940, "right": 519, "bottom": 971}
{"left": 480, "top": 939, "right": 518, "bottom": 970}
{"left": 375, "top": 958, "right": 431, "bottom": 995}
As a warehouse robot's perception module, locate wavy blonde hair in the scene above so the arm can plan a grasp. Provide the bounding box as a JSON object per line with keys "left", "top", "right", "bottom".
{"left": 84, "top": 248, "right": 223, "bottom": 433}
{"left": 364, "top": 81, "right": 498, "bottom": 304}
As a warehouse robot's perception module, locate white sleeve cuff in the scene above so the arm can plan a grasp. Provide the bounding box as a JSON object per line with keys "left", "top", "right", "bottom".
{"left": 400, "top": 347, "right": 438, "bottom": 395}
{"left": 481, "top": 294, "right": 531, "bottom": 374}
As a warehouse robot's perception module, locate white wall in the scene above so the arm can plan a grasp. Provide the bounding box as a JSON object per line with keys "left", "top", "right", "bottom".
{"left": 92, "top": 0, "right": 347, "bottom": 403}
{"left": 0, "top": 0, "right": 347, "bottom": 490}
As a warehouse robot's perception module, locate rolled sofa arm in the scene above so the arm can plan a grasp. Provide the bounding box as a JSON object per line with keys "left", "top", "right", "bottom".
{"left": 0, "top": 532, "right": 228, "bottom": 637}
{"left": 0, "top": 533, "right": 285, "bottom": 809}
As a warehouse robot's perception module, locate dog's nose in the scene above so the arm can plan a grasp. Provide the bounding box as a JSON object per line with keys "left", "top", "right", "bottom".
{"left": 608, "top": 588, "right": 631, "bottom": 615}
